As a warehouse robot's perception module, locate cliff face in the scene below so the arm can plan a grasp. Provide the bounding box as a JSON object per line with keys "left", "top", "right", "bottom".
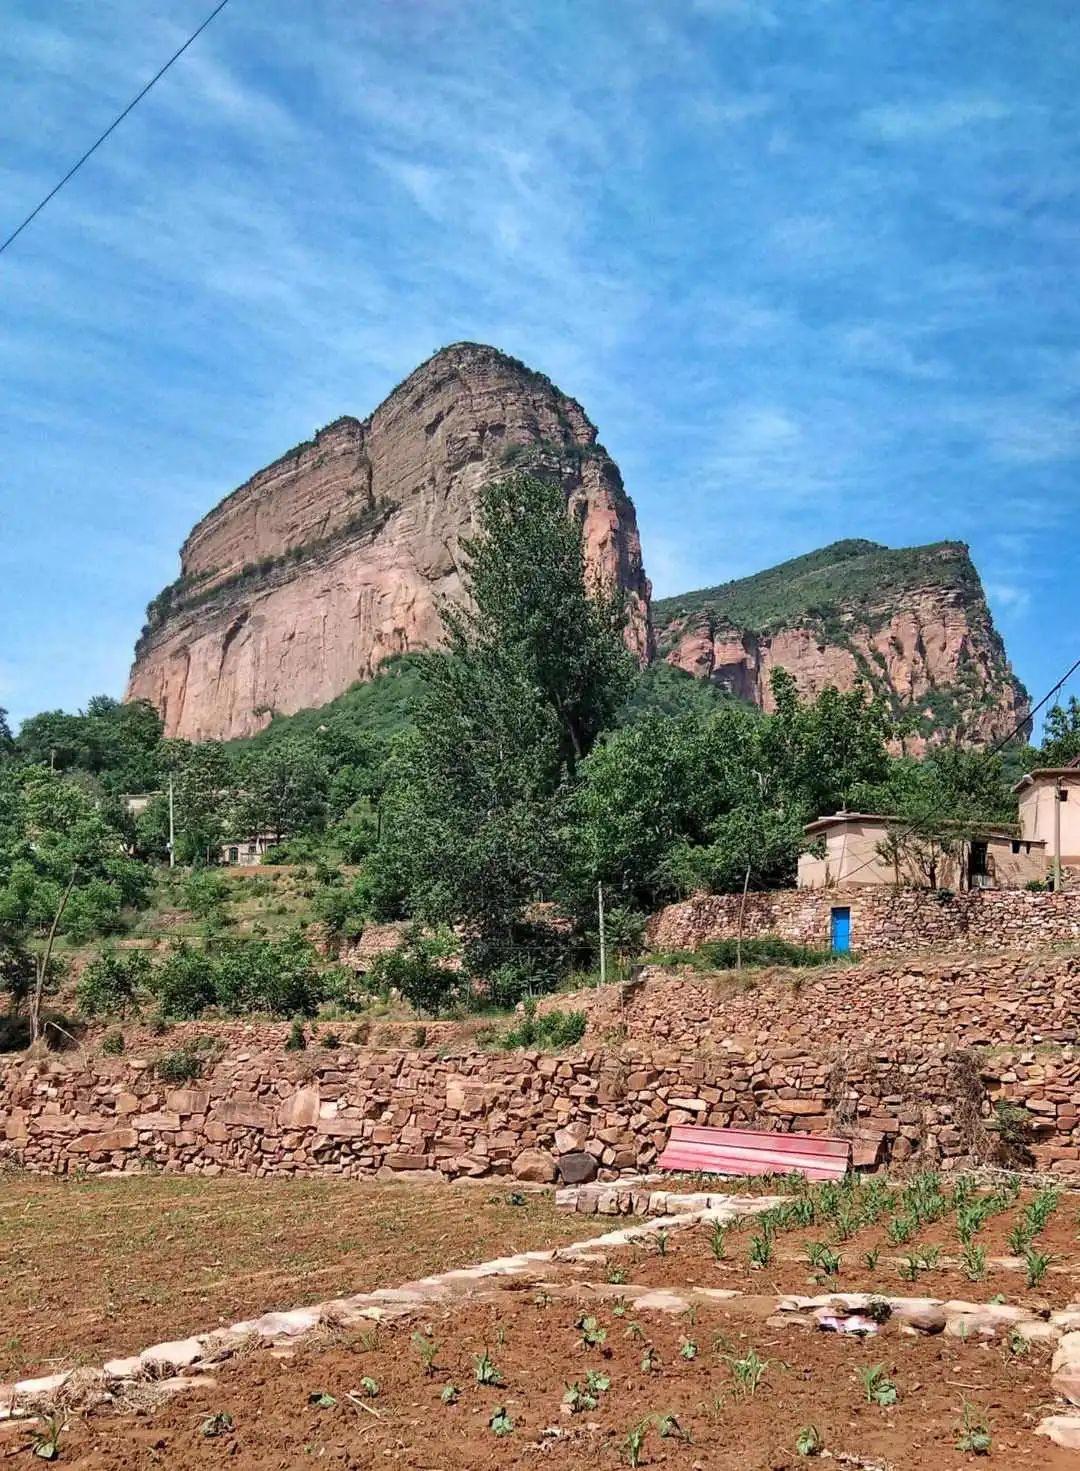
{"left": 653, "top": 540, "right": 1029, "bottom": 751}
{"left": 127, "top": 344, "right": 652, "bottom": 740}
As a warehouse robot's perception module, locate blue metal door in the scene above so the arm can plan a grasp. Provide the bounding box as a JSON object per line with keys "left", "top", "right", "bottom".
{"left": 830, "top": 906, "right": 851, "bottom": 953}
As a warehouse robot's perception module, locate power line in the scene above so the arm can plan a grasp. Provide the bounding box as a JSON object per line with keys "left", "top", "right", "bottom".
{"left": 0, "top": 0, "right": 234, "bottom": 258}
{"left": 825, "top": 650, "right": 1080, "bottom": 889}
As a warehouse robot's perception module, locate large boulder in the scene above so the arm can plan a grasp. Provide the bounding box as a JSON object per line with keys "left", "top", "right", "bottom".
{"left": 511, "top": 1148, "right": 557, "bottom": 1183}
{"left": 557, "top": 1151, "right": 599, "bottom": 1185}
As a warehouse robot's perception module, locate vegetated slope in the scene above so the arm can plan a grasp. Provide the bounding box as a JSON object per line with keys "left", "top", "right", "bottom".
{"left": 225, "top": 655, "right": 741, "bottom": 761}
{"left": 126, "top": 342, "right": 651, "bottom": 742}
{"left": 652, "top": 539, "right": 1029, "bottom": 748}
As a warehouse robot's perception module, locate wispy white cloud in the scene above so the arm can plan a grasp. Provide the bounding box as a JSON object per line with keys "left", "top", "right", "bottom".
{"left": 840, "top": 324, "right": 950, "bottom": 381}
{"left": 861, "top": 95, "right": 1009, "bottom": 142}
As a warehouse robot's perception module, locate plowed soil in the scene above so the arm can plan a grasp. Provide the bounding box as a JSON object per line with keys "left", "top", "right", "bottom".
{"left": 49, "top": 1293, "right": 1072, "bottom": 1470}
{"left": 0, "top": 1174, "right": 630, "bottom": 1381}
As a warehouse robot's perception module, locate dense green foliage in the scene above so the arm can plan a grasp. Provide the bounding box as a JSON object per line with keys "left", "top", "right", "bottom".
{"left": 76, "top": 933, "right": 324, "bottom": 1020}
{"left": 652, "top": 539, "right": 979, "bottom": 636}
{"left": 5, "top": 468, "right": 1070, "bottom": 1031}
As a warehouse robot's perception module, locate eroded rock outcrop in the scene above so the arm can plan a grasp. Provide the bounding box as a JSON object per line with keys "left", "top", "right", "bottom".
{"left": 653, "top": 540, "right": 1028, "bottom": 751}
{"left": 127, "top": 343, "right": 652, "bottom": 740}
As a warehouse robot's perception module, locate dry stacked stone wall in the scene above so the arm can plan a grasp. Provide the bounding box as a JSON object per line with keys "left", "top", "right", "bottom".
{"left": 549, "top": 951, "right": 1080, "bottom": 1052}
{"left": 648, "top": 886, "right": 1080, "bottom": 956}
{"left": 3, "top": 1029, "right": 1080, "bottom": 1182}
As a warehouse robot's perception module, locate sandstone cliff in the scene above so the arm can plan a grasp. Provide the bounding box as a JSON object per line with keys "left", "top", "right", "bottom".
{"left": 652, "top": 540, "right": 1029, "bottom": 751}
{"left": 127, "top": 344, "right": 652, "bottom": 740}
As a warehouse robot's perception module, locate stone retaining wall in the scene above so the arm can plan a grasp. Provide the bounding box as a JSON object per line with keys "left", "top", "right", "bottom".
{"left": 648, "top": 887, "right": 1080, "bottom": 957}
{"left": 3, "top": 1033, "right": 1079, "bottom": 1181}
{"left": 545, "top": 950, "right": 1080, "bottom": 1052}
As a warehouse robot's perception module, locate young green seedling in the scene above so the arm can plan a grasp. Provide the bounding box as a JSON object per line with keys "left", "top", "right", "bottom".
{"left": 862, "top": 1247, "right": 881, "bottom": 1271}
{"left": 1024, "top": 1247, "right": 1052, "bottom": 1287}
{"left": 748, "top": 1231, "right": 774, "bottom": 1269}
{"left": 622, "top": 1419, "right": 650, "bottom": 1468}
{"left": 201, "top": 1413, "right": 234, "bottom": 1439}
{"left": 27, "top": 1414, "right": 63, "bottom": 1462}
{"left": 489, "top": 1407, "right": 514, "bottom": 1437}
{"left": 411, "top": 1329, "right": 439, "bottom": 1376}
{"left": 962, "top": 1242, "right": 987, "bottom": 1281}
{"left": 898, "top": 1253, "right": 921, "bottom": 1283}
{"left": 576, "top": 1313, "right": 608, "bottom": 1350}
{"left": 359, "top": 1377, "right": 379, "bottom": 1398}
{"left": 709, "top": 1220, "right": 728, "bottom": 1261}
{"left": 641, "top": 1345, "right": 661, "bottom": 1374}
{"left": 722, "top": 1347, "right": 776, "bottom": 1397}
{"left": 856, "top": 1364, "right": 898, "bottom": 1407}
{"left": 657, "top": 1411, "right": 689, "bottom": 1441}
{"left": 473, "top": 1350, "right": 504, "bottom": 1386}
{"left": 440, "top": 1384, "right": 459, "bottom": 1404}
{"left": 606, "top": 1264, "right": 629, "bottom": 1285}
{"left": 956, "top": 1398, "right": 992, "bottom": 1455}
{"left": 654, "top": 1227, "right": 670, "bottom": 1257}
{"left": 679, "top": 1337, "right": 698, "bottom": 1361}
{"left": 795, "top": 1425, "right": 823, "bottom": 1457}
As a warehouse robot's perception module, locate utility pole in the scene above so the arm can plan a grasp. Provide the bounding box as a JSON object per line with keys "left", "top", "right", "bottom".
{"left": 597, "top": 881, "right": 606, "bottom": 986}
{"left": 1054, "top": 784, "right": 1064, "bottom": 892}
{"left": 168, "top": 774, "right": 176, "bottom": 870}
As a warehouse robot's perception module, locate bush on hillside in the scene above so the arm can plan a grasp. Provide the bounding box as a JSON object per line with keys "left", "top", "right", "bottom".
{"left": 367, "top": 927, "right": 459, "bottom": 1016}
{"left": 76, "top": 947, "right": 154, "bottom": 1017}
{"left": 498, "top": 999, "right": 586, "bottom": 1050}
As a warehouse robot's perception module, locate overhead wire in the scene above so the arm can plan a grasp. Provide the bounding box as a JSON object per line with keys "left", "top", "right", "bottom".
{"left": 820, "top": 650, "right": 1080, "bottom": 889}
{"left": 0, "top": 0, "right": 234, "bottom": 257}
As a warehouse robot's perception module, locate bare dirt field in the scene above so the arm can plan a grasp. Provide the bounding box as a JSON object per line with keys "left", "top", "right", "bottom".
{"left": 47, "top": 1289, "right": 1072, "bottom": 1470}
{"left": 5, "top": 1170, "right": 1080, "bottom": 1468}
{"left": 0, "top": 1172, "right": 622, "bottom": 1381}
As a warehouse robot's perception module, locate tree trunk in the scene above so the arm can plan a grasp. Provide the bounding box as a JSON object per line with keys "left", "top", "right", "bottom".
{"left": 736, "top": 862, "right": 751, "bottom": 971}
{"left": 30, "top": 868, "right": 77, "bottom": 1045}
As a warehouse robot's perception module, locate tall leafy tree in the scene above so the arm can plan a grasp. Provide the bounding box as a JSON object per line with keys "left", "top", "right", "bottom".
{"left": 0, "top": 765, "right": 151, "bottom": 1038}
{"left": 1039, "top": 697, "right": 1080, "bottom": 767}
{"left": 231, "top": 738, "right": 329, "bottom": 845}
{"left": 370, "top": 473, "right": 634, "bottom": 995}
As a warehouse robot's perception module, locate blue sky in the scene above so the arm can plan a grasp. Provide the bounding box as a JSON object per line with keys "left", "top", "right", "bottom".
{"left": 2, "top": 0, "right": 1078, "bottom": 730}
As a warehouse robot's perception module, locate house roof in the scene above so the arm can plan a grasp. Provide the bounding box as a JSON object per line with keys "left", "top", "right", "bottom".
{"left": 803, "top": 811, "right": 1036, "bottom": 843}
{"left": 1013, "top": 759, "right": 1080, "bottom": 793}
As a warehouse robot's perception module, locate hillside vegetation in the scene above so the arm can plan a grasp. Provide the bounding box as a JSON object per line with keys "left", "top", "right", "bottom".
{"left": 652, "top": 538, "right": 981, "bottom": 634}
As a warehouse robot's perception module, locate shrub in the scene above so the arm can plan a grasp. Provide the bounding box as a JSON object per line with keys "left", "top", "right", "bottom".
{"left": 212, "top": 933, "right": 323, "bottom": 1016}
{"left": 76, "top": 948, "right": 153, "bottom": 1018}
{"left": 101, "top": 1028, "right": 125, "bottom": 1056}
{"left": 285, "top": 1018, "right": 307, "bottom": 1051}
{"left": 500, "top": 999, "right": 586, "bottom": 1050}
{"left": 181, "top": 869, "right": 231, "bottom": 927}
{"left": 368, "top": 927, "right": 459, "bottom": 1016}
{"left": 153, "top": 944, "right": 218, "bottom": 1019}
{"left": 154, "top": 1036, "right": 223, "bottom": 1083}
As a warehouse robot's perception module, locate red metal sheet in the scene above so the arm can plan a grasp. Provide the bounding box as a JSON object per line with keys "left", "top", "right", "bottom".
{"left": 657, "top": 1125, "right": 851, "bottom": 1181}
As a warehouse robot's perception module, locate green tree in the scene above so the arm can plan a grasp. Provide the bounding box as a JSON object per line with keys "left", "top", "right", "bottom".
{"left": 366, "top": 926, "right": 459, "bottom": 1015}
{"left": 369, "top": 473, "right": 634, "bottom": 993}
{"left": 0, "top": 765, "right": 151, "bottom": 1039}
{"left": 231, "top": 737, "right": 328, "bottom": 845}
{"left": 1039, "top": 698, "right": 1080, "bottom": 768}
{"left": 163, "top": 740, "right": 233, "bottom": 865}
{"left": 759, "top": 667, "right": 895, "bottom": 818}
{"left": 0, "top": 709, "right": 13, "bottom": 761}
